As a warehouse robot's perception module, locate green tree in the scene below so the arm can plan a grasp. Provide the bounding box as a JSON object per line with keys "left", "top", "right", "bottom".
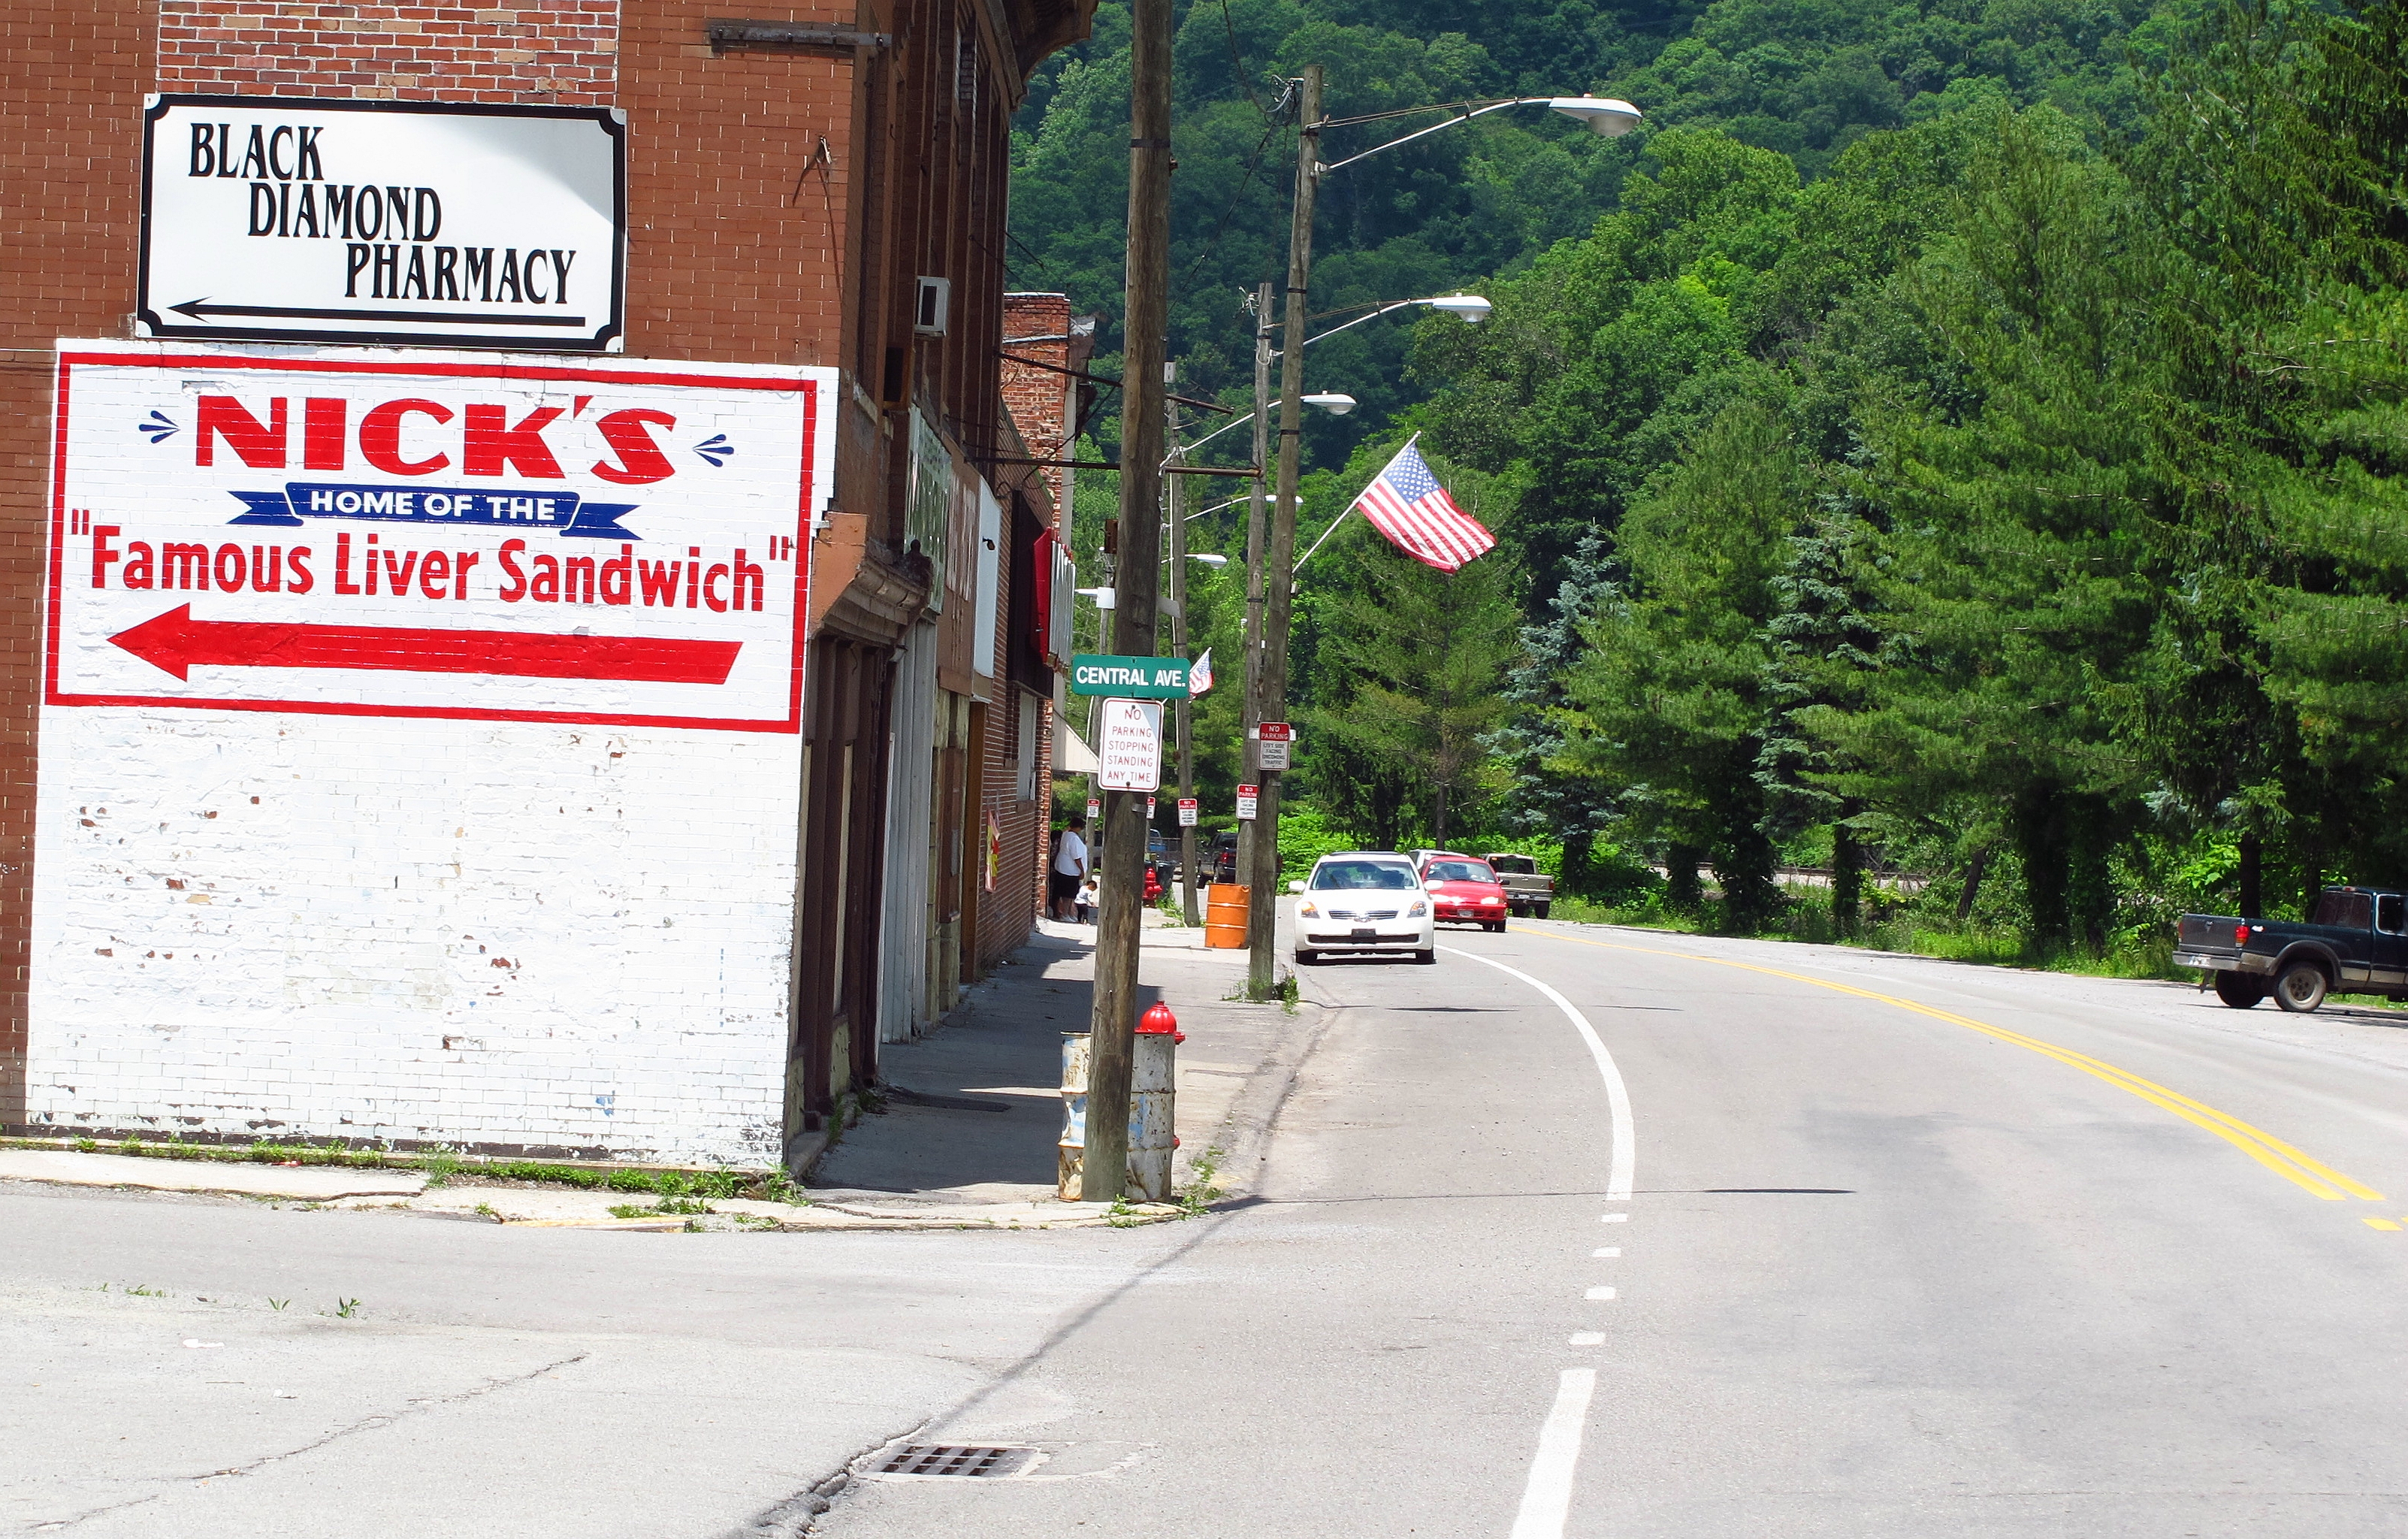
{"left": 1560, "top": 399, "right": 1805, "bottom": 929}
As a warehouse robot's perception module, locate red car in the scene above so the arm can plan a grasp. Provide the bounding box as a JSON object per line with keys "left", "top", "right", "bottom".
{"left": 1415, "top": 852, "right": 1510, "bottom": 931}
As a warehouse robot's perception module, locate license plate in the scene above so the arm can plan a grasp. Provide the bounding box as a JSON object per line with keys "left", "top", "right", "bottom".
{"left": 1351, "top": 927, "right": 1376, "bottom": 939}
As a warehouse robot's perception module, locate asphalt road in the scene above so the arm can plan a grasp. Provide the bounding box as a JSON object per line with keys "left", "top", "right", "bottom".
{"left": 10, "top": 921, "right": 2408, "bottom": 1536}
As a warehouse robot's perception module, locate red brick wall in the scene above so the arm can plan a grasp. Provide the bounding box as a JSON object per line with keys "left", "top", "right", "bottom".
{"left": 0, "top": 0, "right": 157, "bottom": 1126}
{"left": 999, "top": 291, "right": 1074, "bottom": 519}
{"left": 0, "top": 0, "right": 1060, "bottom": 1125}
{"left": 156, "top": 0, "right": 618, "bottom": 103}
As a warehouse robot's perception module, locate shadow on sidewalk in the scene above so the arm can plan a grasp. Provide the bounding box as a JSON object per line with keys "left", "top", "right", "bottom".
{"left": 808, "top": 926, "right": 1168, "bottom": 1202}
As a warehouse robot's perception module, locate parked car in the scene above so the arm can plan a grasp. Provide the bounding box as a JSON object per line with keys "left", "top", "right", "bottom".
{"left": 1415, "top": 851, "right": 1509, "bottom": 931}
{"left": 1289, "top": 851, "right": 1434, "bottom": 966}
{"left": 1204, "top": 829, "right": 1240, "bottom": 885}
{"left": 2176, "top": 885, "right": 2408, "bottom": 1011}
{"left": 1485, "top": 852, "right": 1554, "bottom": 918}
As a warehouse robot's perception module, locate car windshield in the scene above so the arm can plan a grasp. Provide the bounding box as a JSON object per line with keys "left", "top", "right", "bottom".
{"left": 1424, "top": 860, "right": 1496, "bottom": 884}
{"left": 1310, "top": 860, "right": 1418, "bottom": 891}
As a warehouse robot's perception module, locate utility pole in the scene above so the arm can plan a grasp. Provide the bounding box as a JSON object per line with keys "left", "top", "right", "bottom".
{"left": 1246, "top": 64, "right": 1320, "bottom": 1000}
{"left": 1167, "top": 365, "right": 1201, "bottom": 927}
{"left": 1083, "top": 0, "right": 1173, "bottom": 1202}
{"left": 1236, "top": 280, "right": 1271, "bottom": 898}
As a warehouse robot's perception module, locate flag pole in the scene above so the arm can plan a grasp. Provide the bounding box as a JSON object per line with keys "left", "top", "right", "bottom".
{"left": 1292, "top": 505, "right": 1355, "bottom": 580}
{"left": 1295, "top": 432, "right": 1419, "bottom": 581}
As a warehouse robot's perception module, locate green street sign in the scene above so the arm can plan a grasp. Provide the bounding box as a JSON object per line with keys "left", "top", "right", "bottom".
{"left": 1071, "top": 654, "right": 1189, "bottom": 698}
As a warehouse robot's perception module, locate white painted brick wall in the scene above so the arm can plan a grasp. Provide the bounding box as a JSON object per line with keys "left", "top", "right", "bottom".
{"left": 31, "top": 343, "right": 830, "bottom": 1168}
{"left": 31, "top": 709, "right": 800, "bottom": 1165}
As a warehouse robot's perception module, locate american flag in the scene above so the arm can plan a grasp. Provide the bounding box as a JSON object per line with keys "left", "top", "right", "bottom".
{"left": 1351, "top": 438, "right": 1495, "bottom": 573}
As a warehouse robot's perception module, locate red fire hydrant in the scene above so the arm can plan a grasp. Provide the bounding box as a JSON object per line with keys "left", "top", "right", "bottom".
{"left": 1144, "top": 866, "right": 1163, "bottom": 902}
{"left": 1138, "top": 1000, "right": 1185, "bottom": 1044}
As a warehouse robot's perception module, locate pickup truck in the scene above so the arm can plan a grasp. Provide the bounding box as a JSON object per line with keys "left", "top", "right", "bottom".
{"left": 2176, "top": 885, "right": 2408, "bottom": 1011}
{"left": 1484, "top": 853, "right": 1554, "bottom": 918}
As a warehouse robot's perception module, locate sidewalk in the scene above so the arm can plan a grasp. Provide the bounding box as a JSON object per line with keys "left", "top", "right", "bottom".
{"left": 0, "top": 912, "right": 1325, "bottom": 1232}
{"left": 811, "top": 910, "right": 1318, "bottom": 1212}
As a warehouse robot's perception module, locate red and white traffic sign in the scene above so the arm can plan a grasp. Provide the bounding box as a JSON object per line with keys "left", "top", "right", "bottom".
{"left": 1236, "top": 783, "right": 1258, "bottom": 820}
{"left": 1255, "top": 720, "right": 1294, "bottom": 770}
{"left": 47, "top": 340, "right": 828, "bottom": 732}
{"left": 1095, "top": 698, "right": 1162, "bottom": 791}
{"left": 1177, "top": 797, "right": 1198, "bottom": 827}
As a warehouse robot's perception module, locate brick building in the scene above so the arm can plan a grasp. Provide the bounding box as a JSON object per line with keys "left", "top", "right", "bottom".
{"left": 1, "top": 0, "right": 1095, "bottom": 1165}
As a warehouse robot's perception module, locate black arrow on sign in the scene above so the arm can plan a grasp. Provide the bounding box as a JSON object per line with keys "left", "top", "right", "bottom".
{"left": 168, "top": 298, "right": 591, "bottom": 328}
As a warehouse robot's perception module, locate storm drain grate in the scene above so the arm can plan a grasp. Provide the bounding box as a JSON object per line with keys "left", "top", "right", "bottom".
{"left": 876, "top": 1444, "right": 1034, "bottom": 1479}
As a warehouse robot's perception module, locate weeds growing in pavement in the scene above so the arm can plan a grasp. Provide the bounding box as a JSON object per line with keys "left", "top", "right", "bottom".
{"left": 608, "top": 1198, "right": 715, "bottom": 1217}
{"left": 268, "top": 1299, "right": 290, "bottom": 1311}
{"left": 1176, "top": 1146, "right": 1227, "bottom": 1217}
{"left": 419, "top": 1144, "right": 461, "bottom": 1187}
{"left": 333, "top": 1298, "right": 361, "bottom": 1318}
{"left": 122, "top": 1284, "right": 165, "bottom": 1298}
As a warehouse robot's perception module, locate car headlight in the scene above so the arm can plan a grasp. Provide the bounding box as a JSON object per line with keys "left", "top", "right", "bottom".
{"left": 1298, "top": 901, "right": 1319, "bottom": 918}
{"left": 1407, "top": 901, "right": 1427, "bottom": 918}
{"left": 1482, "top": 895, "right": 1503, "bottom": 905}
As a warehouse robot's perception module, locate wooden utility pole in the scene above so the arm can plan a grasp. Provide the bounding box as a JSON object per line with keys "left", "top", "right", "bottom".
{"left": 1236, "top": 280, "right": 1271, "bottom": 894}
{"left": 1246, "top": 64, "right": 1320, "bottom": 1001}
{"left": 1167, "top": 366, "right": 1201, "bottom": 926}
{"left": 1083, "top": 0, "right": 1174, "bottom": 1202}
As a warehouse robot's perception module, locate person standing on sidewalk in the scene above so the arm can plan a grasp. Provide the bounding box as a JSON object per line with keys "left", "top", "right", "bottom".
{"left": 1050, "top": 815, "right": 1089, "bottom": 920}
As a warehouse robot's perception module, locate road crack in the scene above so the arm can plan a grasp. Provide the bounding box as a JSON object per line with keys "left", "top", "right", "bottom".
{"left": 30, "top": 1351, "right": 591, "bottom": 1532}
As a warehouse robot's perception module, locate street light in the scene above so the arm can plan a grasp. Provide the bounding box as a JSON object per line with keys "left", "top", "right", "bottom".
{"left": 1241, "top": 68, "right": 1643, "bottom": 1000}
{"left": 1292, "top": 295, "right": 1490, "bottom": 350}
{"left": 1317, "top": 95, "right": 1642, "bottom": 172}
{"left": 1177, "top": 389, "right": 1355, "bottom": 459}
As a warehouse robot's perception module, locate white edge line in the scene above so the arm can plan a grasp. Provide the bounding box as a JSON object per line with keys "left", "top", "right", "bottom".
{"left": 1509, "top": 1367, "right": 1599, "bottom": 1539}
{"left": 1440, "top": 945, "right": 1634, "bottom": 1201}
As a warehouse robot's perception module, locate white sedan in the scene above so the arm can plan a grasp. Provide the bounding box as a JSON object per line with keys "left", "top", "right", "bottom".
{"left": 1290, "top": 852, "right": 1437, "bottom": 966}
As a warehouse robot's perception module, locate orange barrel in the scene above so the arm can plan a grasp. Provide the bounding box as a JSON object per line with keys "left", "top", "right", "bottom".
{"left": 1204, "top": 883, "right": 1250, "bottom": 948}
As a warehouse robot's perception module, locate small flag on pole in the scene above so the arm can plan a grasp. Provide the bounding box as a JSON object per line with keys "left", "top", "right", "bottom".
{"left": 1189, "top": 647, "right": 1213, "bottom": 696}
{"left": 1350, "top": 437, "right": 1494, "bottom": 573}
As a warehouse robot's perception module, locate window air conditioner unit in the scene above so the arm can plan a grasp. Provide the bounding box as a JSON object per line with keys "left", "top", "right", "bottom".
{"left": 914, "top": 277, "right": 951, "bottom": 336}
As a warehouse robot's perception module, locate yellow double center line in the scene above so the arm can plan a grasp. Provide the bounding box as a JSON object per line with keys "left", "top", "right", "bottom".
{"left": 1512, "top": 927, "right": 2384, "bottom": 1203}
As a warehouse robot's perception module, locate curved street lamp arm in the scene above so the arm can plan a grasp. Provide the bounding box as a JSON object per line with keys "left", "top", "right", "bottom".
{"left": 1316, "top": 97, "right": 1548, "bottom": 174}
{"left": 1295, "top": 298, "right": 1429, "bottom": 349}
{"left": 1178, "top": 405, "right": 1260, "bottom": 458}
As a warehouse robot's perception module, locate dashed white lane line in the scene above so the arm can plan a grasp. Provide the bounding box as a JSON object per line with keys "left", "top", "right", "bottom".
{"left": 1509, "top": 1368, "right": 1600, "bottom": 1539}
{"left": 1593, "top": 1247, "right": 1619, "bottom": 1257}
{"left": 1442, "top": 945, "right": 1634, "bottom": 1201}
{"left": 1601, "top": 1213, "right": 1627, "bottom": 1223}
{"left": 1439, "top": 948, "right": 1630, "bottom": 1537}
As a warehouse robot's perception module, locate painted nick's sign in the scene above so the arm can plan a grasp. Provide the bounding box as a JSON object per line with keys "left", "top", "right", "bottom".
{"left": 48, "top": 342, "right": 832, "bottom": 732}
{"left": 137, "top": 97, "right": 626, "bottom": 351}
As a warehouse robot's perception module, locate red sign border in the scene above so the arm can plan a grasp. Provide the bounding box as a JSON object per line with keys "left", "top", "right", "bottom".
{"left": 45, "top": 348, "right": 815, "bottom": 734}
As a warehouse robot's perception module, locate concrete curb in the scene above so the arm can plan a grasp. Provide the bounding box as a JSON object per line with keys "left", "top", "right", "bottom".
{"left": 0, "top": 1148, "right": 428, "bottom": 1199}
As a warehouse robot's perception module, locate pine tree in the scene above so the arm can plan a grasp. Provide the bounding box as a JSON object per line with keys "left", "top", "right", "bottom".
{"left": 1491, "top": 531, "right": 1623, "bottom": 892}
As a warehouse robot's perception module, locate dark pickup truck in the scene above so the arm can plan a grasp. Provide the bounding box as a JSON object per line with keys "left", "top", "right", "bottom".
{"left": 2176, "top": 886, "right": 2408, "bottom": 1011}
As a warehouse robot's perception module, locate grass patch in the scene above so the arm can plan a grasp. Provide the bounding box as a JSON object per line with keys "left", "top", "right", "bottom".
{"left": 6, "top": 1133, "right": 806, "bottom": 1202}
{"left": 607, "top": 1197, "right": 715, "bottom": 1217}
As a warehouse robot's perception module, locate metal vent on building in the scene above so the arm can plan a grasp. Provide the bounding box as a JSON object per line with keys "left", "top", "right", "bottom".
{"left": 876, "top": 1444, "right": 1034, "bottom": 1479}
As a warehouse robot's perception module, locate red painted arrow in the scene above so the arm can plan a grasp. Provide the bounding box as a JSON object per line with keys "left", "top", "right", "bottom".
{"left": 108, "top": 606, "right": 741, "bottom": 685}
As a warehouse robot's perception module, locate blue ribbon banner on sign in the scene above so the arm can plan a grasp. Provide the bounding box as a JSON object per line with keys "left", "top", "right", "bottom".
{"left": 228, "top": 482, "right": 642, "bottom": 540}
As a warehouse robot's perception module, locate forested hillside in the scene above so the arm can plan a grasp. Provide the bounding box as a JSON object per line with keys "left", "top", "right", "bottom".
{"left": 1021, "top": 0, "right": 2408, "bottom": 968}
{"left": 1011, "top": 0, "right": 2176, "bottom": 453}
